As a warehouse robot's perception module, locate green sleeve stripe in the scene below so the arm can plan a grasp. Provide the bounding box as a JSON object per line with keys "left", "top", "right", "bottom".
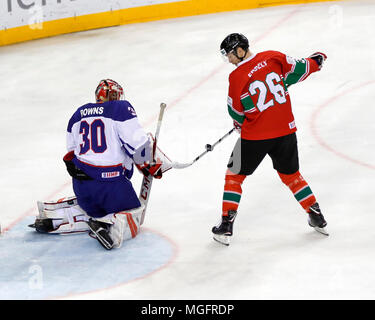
{"left": 228, "top": 105, "right": 245, "bottom": 124}
{"left": 285, "top": 59, "right": 308, "bottom": 86}
{"left": 241, "top": 95, "right": 256, "bottom": 112}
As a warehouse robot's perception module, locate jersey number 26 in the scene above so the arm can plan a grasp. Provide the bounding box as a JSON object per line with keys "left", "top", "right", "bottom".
{"left": 249, "top": 72, "right": 287, "bottom": 112}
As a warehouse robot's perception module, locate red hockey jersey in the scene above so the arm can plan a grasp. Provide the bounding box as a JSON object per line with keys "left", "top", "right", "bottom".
{"left": 227, "top": 50, "right": 320, "bottom": 140}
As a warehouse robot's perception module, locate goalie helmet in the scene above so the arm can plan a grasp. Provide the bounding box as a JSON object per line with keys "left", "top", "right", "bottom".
{"left": 220, "top": 33, "right": 249, "bottom": 57}
{"left": 95, "top": 79, "right": 124, "bottom": 103}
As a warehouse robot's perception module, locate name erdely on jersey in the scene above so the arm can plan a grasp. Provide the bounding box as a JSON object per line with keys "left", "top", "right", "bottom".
{"left": 67, "top": 100, "right": 149, "bottom": 181}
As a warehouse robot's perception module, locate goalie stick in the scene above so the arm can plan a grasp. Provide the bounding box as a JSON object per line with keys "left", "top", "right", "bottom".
{"left": 139, "top": 102, "right": 167, "bottom": 225}
{"left": 171, "top": 128, "right": 235, "bottom": 169}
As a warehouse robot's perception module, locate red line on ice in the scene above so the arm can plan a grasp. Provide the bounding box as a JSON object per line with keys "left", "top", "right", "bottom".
{"left": 310, "top": 80, "right": 375, "bottom": 170}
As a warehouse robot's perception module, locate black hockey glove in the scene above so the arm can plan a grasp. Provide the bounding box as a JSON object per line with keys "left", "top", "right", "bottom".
{"left": 308, "top": 52, "right": 327, "bottom": 70}
{"left": 63, "top": 151, "right": 93, "bottom": 180}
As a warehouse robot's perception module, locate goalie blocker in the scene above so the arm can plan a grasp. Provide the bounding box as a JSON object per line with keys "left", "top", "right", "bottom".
{"left": 135, "top": 132, "right": 173, "bottom": 178}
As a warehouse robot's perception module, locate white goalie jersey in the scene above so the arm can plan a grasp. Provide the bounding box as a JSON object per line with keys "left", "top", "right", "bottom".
{"left": 31, "top": 100, "right": 174, "bottom": 249}
{"left": 66, "top": 100, "right": 150, "bottom": 180}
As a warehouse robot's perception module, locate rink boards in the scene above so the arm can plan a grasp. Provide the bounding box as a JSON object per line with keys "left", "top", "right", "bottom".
{"left": 0, "top": 0, "right": 340, "bottom": 46}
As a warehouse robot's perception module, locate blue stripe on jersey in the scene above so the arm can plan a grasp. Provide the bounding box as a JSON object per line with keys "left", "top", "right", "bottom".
{"left": 122, "top": 145, "right": 134, "bottom": 159}
{"left": 119, "top": 137, "right": 135, "bottom": 152}
{"left": 119, "top": 136, "right": 136, "bottom": 159}
{"left": 67, "top": 100, "right": 137, "bottom": 132}
{"left": 124, "top": 142, "right": 135, "bottom": 151}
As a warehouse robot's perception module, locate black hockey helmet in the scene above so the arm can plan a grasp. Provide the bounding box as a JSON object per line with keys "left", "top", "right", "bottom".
{"left": 220, "top": 33, "right": 249, "bottom": 57}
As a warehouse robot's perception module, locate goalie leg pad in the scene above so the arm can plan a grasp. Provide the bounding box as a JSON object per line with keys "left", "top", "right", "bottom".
{"left": 111, "top": 205, "right": 143, "bottom": 248}
{"left": 92, "top": 205, "right": 143, "bottom": 249}
{"left": 37, "top": 196, "right": 78, "bottom": 217}
{"left": 32, "top": 196, "right": 90, "bottom": 234}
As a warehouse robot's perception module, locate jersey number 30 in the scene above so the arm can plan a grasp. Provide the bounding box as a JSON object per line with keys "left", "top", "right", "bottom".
{"left": 79, "top": 119, "right": 107, "bottom": 154}
{"left": 249, "top": 72, "right": 287, "bottom": 112}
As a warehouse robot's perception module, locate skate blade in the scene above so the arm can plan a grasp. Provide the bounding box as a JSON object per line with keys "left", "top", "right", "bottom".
{"left": 87, "top": 225, "right": 114, "bottom": 250}
{"left": 91, "top": 231, "right": 113, "bottom": 250}
{"left": 313, "top": 226, "right": 329, "bottom": 236}
{"left": 213, "top": 234, "right": 231, "bottom": 246}
{"left": 308, "top": 219, "right": 329, "bottom": 236}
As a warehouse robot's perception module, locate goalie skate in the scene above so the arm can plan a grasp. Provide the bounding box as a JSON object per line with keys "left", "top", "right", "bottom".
{"left": 87, "top": 219, "right": 114, "bottom": 250}
{"left": 29, "top": 218, "right": 54, "bottom": 233}
{"left": 87, "top": 206, "right": 143, "bottom": 250}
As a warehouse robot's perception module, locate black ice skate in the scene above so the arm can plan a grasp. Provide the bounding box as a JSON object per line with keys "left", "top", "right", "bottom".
{"left": 212, "top": 210, "right": 237, "bottom": 246}
{"left": 87, "top": 219, "right": 114, "bottom": 250}
{"left": 28, "top": 218, "right": 55, "bottom": 233}
{"left": 307, "top": 203, "right": 328, "bottom": 236}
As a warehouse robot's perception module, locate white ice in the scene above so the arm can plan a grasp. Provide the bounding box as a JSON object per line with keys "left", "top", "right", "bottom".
{"left": 0, "top": 0, "right": 375, "bottom": 299}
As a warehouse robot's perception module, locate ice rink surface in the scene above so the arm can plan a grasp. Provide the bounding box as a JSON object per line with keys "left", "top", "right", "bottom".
{"left": 0, "top": 0, "right": 374, "bottom": 300}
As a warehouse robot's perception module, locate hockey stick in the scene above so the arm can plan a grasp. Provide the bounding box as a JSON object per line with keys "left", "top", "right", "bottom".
{"left": 139, "top": 102, "right": 167, "bottom": 225}
{"left": 171, "top": 128, "right": 235, "bottom": 169}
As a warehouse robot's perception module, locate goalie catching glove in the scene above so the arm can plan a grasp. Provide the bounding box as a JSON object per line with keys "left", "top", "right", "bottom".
{"left": 63, "top": 151, "right": 92, "bottom": 180}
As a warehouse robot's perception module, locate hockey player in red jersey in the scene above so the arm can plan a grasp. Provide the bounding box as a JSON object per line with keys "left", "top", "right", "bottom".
{"left": 212, "top": 33, "right": 328, "bottom": 245}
